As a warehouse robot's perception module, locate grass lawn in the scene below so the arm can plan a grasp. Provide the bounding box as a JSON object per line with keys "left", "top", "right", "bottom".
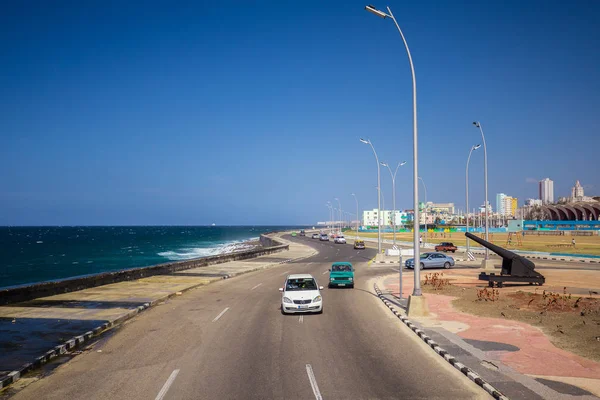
{"left": 345, "top": 229, "right": 600, "bottom": 256}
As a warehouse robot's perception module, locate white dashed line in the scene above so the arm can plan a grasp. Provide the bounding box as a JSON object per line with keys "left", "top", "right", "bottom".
{"left": 212, "top": 307, "right": 230, "bottom": 322}
{"left": 307, "top": 262, "right": 313, "bottom": 266}
{"left": 299, "top": 315, "right": 303, "bottom": 323}
{"left": 322, "top": 270, "right": 328, "bottom": 275}
{"left": 251, "top": 283, "right": 262, "bottom": 290}
{"left": 389, "top": 268, "right": 399, "bottom": 272}
{"left": 306, "top": 364, "right": 323, "bottom": 400}
{"left": 155, "top": 369, "right": 180, "bottom": 400}
{"left": 324, "top": 257, "right": 328, "bottom": 260}
{"left": 279, "top": 270, "right": 291, "bottom": 276}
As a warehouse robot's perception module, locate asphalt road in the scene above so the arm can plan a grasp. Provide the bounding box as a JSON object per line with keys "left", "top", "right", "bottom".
{"left": 9, "top": 235, "right": 487, "bottom": 400}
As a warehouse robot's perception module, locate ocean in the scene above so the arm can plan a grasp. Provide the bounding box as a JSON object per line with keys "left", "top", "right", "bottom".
{"left": 0, "top": 226, "right": 305, "bottom": 289}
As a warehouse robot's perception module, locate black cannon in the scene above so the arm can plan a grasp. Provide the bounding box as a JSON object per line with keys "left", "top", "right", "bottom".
{"left": 465, "top": 232, "right": 545, "bottom": 287}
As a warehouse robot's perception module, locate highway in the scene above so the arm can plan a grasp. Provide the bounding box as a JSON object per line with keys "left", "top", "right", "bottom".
{"left": 10, "top": 235, "right": 487, "bottom": 400}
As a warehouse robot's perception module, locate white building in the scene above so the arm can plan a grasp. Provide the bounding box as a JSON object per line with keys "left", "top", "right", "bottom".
{"left": 496, "top": 193, "right": 506, "bottom": 215}
{"left": 525, "top": 198, "right": 543, "bottom": 206}
{"left": 539, "top": 178, "right": 554, "bottom": 204}
{"left": 363, "top": 209, "right": 411, "bottom": 227}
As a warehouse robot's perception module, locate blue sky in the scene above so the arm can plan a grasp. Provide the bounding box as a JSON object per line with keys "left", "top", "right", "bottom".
{"left": 2, "top": 0, "right": 599, "bottom": 225}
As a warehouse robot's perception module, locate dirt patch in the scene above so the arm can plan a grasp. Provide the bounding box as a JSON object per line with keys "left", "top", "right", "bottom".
{"left": 421, "top": 275, "right": 600, "bottom": 363}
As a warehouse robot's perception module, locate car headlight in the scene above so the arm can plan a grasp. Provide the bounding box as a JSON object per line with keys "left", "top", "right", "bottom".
{"left": 313, "top": 295, "right": 322, "bottom": 302}
{"left": 283, "top": 297, "right": 293, "bottom": 303}
{"left": 348, "top": 277, "right": 353, "bottom": 281}
{"left": 330, "top": 277, "right": 334, "bottom": 281}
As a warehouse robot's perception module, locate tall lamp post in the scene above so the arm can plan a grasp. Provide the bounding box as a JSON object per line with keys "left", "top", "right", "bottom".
{"left": 326, "top": 203, "right": 333, "bottom": 233}
{"left": 365, "top": 5, "right": 424, "bottom": 308}
{"left": 351, "top": 193, "right": 359, "bottom": 238}
{"left": 465, "top": 144, "right": 481, "bottom": 254}
{"left": 381, "top": 161, "right": 407, "bottom": 245}
{"left": 360, "top": 138, "right": 382, "bottom": 254}
{"left": 473, "top": 121, "right": 490, "bottom": 265}
{"left": 334, "top": 197, "right": 342, "bottom": 234}
{"left": 418, "top": 176, "right": 427, "bottom": 243}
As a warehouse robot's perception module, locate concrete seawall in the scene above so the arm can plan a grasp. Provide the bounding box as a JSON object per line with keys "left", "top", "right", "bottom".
{"left": 0, "top": 234, "right": 287, "bottom": 306}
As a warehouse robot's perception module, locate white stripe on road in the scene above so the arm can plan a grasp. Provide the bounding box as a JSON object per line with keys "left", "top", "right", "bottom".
{"left": 322, "top": 270, "right": 328, "bottom": 275}
{"left": 306, "top": 364, "right": 323, "bottom": 400}
{"left": 307, "top": 262, "right": 313, "bottom": 266}
{"left": 389, "top": 268, "right": 399, "bottom": 272}
{"left": 212, "top": 307, "right": 230, "bottom": 322}
{"left": 324, "top": 257, "right": 328, "bottom": 260}
{"left": 155, "top": 369, "right": 180, "bottom": 400}
{"left": 279, "top": 270, "right": 291, "bottom": 276}
{"left": 299, "top": 315, "right": 303, "bottom": 323}
{"left": 251, "top": 283, "right": 262, "bottom": 290}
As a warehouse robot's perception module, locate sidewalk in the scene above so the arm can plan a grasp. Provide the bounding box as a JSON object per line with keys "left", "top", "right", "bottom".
{"left": 0, "top": 234, "right": 315, "bottom": 390}
{"left": 377, "top": 270, "right": 600, "bottom": 399}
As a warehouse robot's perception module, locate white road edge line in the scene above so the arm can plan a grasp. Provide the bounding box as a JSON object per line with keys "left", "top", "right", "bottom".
{"left": 251, "top": 283, "right": 262, "bottom": 290}
{"left": 299, "top": 315, "right": 303, "bottom": 323}
{"left": 279, "top": 270, "right": 291, "bottom": 276}
{"left": 306, "top": 364, "right": 323, "bottom": 400}
{"left": 155, "top": 369, "right": 180, "bottom": 400}
{"left": 212, "top": 307, "right": 230, "bottom": 322}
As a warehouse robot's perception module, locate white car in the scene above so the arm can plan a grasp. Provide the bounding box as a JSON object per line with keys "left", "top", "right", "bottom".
{"left": 334, "top": 235, "right": 346, "bottom": 244}
{"left": 279, "top": 274, "right": 324, "bottom": 314}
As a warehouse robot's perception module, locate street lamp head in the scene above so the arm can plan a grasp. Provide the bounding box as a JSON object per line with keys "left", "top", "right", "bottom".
{"left": 473, "top": 144, "right": 481, "bottom": 150}
{"left": 400, "top": 161, "right": 407, "bottom": 166}
{"left": 473, "top": 121, "right": 480, "bottom": 128}
{"left": 380, "top": 162, "right": 388, "bottom": 167}
{"left": 365, "top": 5, "right": 388, "bottom": 18}
{"left": 359, "top": 138, "right": 370, "bottom": 144}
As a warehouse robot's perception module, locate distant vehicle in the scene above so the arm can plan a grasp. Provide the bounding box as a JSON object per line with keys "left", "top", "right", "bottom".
{"left": 405, "top": 253, "right": 455, "bottom": 270}
{"left": 353, "top": 240, "right": 365, "bottom": 249}
{"left": 320, "top": 234, "right": 329, "bottom": 241}
{"left": 299, "top": 230, "right": 306, "bottom": 236}
{"left": 334, "top": 235, "right": 346, "bottom": 244}
{"left": 311, "top": 233, "right": 320, "bottom": 239}
{"left": 279, "top": 274, "right": 324, "bottom": 314}
{"left": 328, "top": 262, "right": 354, "bottom": 288}
{"left": 291, "top": 232, "right": 297, "bottom": 237}
{"left": 435, "top": 242, "right": 457, "bottom": 253}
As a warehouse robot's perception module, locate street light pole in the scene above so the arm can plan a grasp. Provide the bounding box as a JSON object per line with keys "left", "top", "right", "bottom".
{"left": 334, "top": 197, "right": 342, "bottom": 234}
{"left": 351, "top": 193, "right": 359, "bottom": 238}
{"left": 381, "top": 161, "right": 407, "bottom": 246}
{"left": 365, "top": 5, "right": 422, "bottom": 300}
{"left": 473, "top": 121, "right": 490, "bottom": 262}
{"left": 360, "top": 138, "right": 382, "bottom": 254}
{"left": 465, "top": 144, "right": 481, "bottom": 254}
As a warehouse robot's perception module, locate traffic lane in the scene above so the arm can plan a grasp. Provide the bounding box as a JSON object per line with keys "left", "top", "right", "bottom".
{"left": 285, "top": 235, "right": 377, "bottom": 264}
{"left": 10, "top": 257, "right": 329, "bottom": 400}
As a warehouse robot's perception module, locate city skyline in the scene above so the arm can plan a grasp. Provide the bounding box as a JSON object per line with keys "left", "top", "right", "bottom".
{"left": 1, "top": 1, "right": 599, "bottom": 225}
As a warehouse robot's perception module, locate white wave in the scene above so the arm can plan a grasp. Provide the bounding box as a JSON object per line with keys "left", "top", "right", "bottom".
{"left": 157, "top": 238, "right": 259, "bottom": 261}
{"left": 36, "top": 241, "right": 43, "bottom": 244}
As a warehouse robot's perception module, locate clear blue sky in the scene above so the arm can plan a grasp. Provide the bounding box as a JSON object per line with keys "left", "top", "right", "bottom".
{"left": 2, "top": 0, "right": 599, "bottom": 225}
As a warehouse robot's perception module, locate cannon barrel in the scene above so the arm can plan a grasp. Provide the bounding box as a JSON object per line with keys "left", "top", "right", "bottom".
{"left": 465, "top": 232, "right": 542, "bottom": 278}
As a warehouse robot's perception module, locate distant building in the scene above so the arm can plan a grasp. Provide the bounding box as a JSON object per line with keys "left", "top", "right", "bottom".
{"left": 496, "top": 193, "right": 506, "bottom": 215}
{"left": 363, "top": 209, "right": 411, "bottom": 227}
{"left": 539, "top": 178, "right": 554, "bottom": 204}
{"left": 525, "top": 198, "right": 542, "bottom": 206}
{"left": 572, "top": 180, "right": 585, "bottom": 200}
{"left": 426, "top": 202, "right": 455, "bottom": 214}
{"left": 479, "top": 201, "right": 492, "bottom": 214}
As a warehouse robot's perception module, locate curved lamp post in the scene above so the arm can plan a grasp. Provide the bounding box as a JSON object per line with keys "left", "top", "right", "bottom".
{"left": 381, "top": 161, "right": 407, "bottom": 245}
{"left": 360, "top": 138, "right": 382, "bottom": 254}
{"left": 473, "top": 121, "right": 489, "bottom": 262}
{"left": 466, "top": 144, "right": 481, "bottom": 253}
{"left": 365, "top": 5, "right": 421, "bottom": 298}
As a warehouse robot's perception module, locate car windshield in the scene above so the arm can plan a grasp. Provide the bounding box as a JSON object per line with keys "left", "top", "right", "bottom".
{"left": 332, "top": 264, "right": 352, "bottom": 272}
{"left": 286, "top": 278, "right": 317, "bottom": 291}
{"left": 420, "top": 253, "right": 431, "bottom": 258}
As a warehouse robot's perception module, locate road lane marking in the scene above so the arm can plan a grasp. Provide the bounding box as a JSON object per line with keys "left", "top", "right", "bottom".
{"left": 155, "top": 369, "right": 180, "bottom": 400}
{"left": 322, "top": 270, "right": 328, "bottom": 275}
{"left": 324, "top": 257, "right": 328, "bottom": 260}
{"left": 306, "top": 364, "right": 323, "bottom": 400}
{"left": 251, "top": 283, "right": 262, "bottom": 290}
{"left": 389, "top": 268, "right": 399, "bottom": 272}
{"left": 299, "top": 315, "right": 303, "bottom": 323}
{"left": 279, "top": 270, "right": 291, "bottom": 276}
{"left": 212, "top": 307, "right": 230, "bottom": 322}
{"left": 307, "top": 262, "right": 313, "bottom": 266}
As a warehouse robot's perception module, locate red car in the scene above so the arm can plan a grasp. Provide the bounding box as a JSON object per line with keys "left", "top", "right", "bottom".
{"left": 434, "top": 242, "right": 457, "bottom": 253}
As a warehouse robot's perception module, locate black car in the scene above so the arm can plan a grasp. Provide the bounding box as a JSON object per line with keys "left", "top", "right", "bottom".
{"left": 299, "top": 230, "right": 306, "bottom": 236}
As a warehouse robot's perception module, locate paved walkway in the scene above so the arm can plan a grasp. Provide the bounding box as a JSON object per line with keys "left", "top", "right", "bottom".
{"left": 0, "top": 234, "right": 315, "bottom": 385}
{"left": 378, "top": 268, "right": 600, "bottom": 399}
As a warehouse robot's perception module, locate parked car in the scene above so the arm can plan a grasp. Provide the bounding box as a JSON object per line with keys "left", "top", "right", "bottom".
{"left": 299, "top": 230, "right": 306, "bottom": 236}
{"left": 334, "top": 235, "right": 346, "bottom": 244}
{"left": 435, "top": 242, "right": 457, "bottom": 253}
{"left": 405, "top": 253, "right": 455, "bottom": 270}
{"left": 279, "top": 274, "right": 324, "bottom": 314}
{"left": 291, "top": 232, "right": 297, "bottom": 237}
{"left": 311, "top": 233, "right": 320, "bottom": 239}
{"left": 320, "top": 234, "right": 329, "bottom": 241}
{"left": 353, "top": 240, "right": 365, "bottom": 249}
{"left": 328, "top": 262, "right": 354, "bottom": 288}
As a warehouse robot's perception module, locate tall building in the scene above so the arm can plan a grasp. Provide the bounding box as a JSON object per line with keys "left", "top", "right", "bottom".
{"left": 539, "top": 178, "right": 554, "bottom": 204}
{"left": 511, "top": 197, "right": 518, "bottom": 216}
{"left": 571, "top": 180, "right": 584, "bottom": 201}
{"left": 496, "top": 193, "right": 507, "bottom": 214}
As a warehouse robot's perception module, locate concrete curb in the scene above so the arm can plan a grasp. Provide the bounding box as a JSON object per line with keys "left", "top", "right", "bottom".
{"left": 373, "top": 283, "right": 509, "bottom": 400}
{"left": 0, "top": 242, "right": 317, "bottom": 392}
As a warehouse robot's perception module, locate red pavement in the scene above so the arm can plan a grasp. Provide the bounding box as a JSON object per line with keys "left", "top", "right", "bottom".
{"left": 382, "top": 275, "right": 600, "bottom": 384}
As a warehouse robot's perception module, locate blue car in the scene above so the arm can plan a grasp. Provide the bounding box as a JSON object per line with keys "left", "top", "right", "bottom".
{"left": 405, "top": 253, "right": 455, "bottom": 270}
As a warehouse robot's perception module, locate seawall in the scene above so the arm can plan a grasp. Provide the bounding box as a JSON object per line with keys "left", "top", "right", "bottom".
{"left": 0, "top": 234, "right": 287, "bottom": 306}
